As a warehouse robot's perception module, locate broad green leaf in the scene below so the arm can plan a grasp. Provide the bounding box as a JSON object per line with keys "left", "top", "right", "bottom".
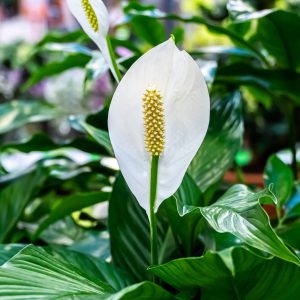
{"left": 200, "top": 185, "right": 300, "bottom": 265}
{"left": 108, "top": 175, "right": 151, "bottom": 281}
{"left": 255, "top": 10, "right": 300, "bottom": 70}
{"left": 188, "top": 91, "right": 243, "bottom": 192}
{"left": 46, "top": 246, "right": 132, "bottom": 291}
{"left": 0, "top": 245, "right": 114, "bottom": 299}
{"left": 162, "top": 174, "right": 203, "bottom": 255}
{"left": 150, "top": 246, "right": 300, "bottom": 300}
{"left": 0, "top": 100, "right": 62, "bottom": 134}
{"left": 109, "top": 175, "right": 171, "bottom": 282}
{"left": 34, "top": 191, "right": 110, "bottom": 238}
{"left": 277, "top": 220, "right": 300, "bottom": 251}
{"left": 106, "top": 282, "right": 174, "bottom": 300}
{"left": 0, "top": 244, "right": 25, "bottom": 265}
{"left": 0, "top": 133, "right": 106, "bottom": 155}
{"left": 123, "top": 2, "right": 267, "bottom": 64}
{"left": 216, "top": 63, "right": 300, "bottom": 104}
{"left": 0, "top": 170, "right": 46, "bottom": 243}
{"left": 264, "top": 155, "right": 293, "bottom": 207}
{"left": 70, "top": 117, "right": 113, "bottom": 155}
{"left": 22, "top": 53, "right": 91, "bottom": 91}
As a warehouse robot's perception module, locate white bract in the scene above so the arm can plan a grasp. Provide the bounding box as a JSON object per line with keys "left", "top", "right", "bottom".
{"left": 108, "top": 38, "right": 210, "bottom": 215}
{"left": 66, "top": 0, "right": 119, "bottom": 81}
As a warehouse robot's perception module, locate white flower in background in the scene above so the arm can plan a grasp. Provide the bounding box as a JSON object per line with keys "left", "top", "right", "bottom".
{"left": 66, "top": 0, "right": 120, "bottom": 81}
{"left": 108, "top": 38, "right": 210, "bottom": 216}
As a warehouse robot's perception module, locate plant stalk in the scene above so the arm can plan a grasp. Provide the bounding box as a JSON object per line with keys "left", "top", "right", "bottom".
{"left": 149, "top": 155, "right": 159, "bottom": 282}
{"left": 106, "top": 35, "right": 122, "bottom": 82}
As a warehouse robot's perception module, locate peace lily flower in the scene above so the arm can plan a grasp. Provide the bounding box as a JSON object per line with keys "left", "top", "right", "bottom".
{"left": 108, "top": 38, "right": 210, "bottom": 216}
{"left": 66, "top": 0, "right": 121, "bottom": 81}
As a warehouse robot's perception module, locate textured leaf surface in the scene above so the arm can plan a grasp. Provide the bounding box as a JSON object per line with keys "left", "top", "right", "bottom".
{"left": 150, "top": 246, "right": 300, "bottom": 300}
{"left": 264, "top": 155, "right": 293, "bottom": 207}
{"left": 0, "top": 100, "right": 61, "bottom": 134}
{"left": 188, "top": 91, "right": 243, "bottom": 191}
{"left": 0, "top": 245, "right": 114, "bottom": 299}
{"left": 200, "top": 185, "right": 300, "bottom": 265}
{"left": 0, "top": 170, "right": 46, "bottom": 242}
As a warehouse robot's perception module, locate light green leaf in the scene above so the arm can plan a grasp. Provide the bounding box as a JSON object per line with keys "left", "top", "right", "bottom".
{"left": 70, "top": 117, "right": 113, "bottom": 155}
{"left": 199, "top": 185, "right": 300, "bottom": 266}
{"left": 0, "top": 100, "right": 62, "bottom": 134}
{"left": 188, "top": 91, "right": 243, "bottom": 192}
{"left": 34, "top": 191, "right": 110, "bottom": 239}
{"left": 0, "top": 244, "right": 26, "bottom": 265}
{"left": 0, "top": 170, "right": 46, "bottom": 243}
{"left": 0, "top": 245, "right": 114, "bottom": 299}
{"left": 150, "top": 246, "right": 300, "bottom": 300}
{"left": 264, "top": 155, "right": 293, "bottom": 207}
{"left": 106, "top": 282, "right": 174, "bottom": 300}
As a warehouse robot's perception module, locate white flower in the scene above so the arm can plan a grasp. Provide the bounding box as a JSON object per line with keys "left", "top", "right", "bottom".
{"left": 108, "top": 39, "right": 210, "bottom": 215}
{"left": 66, "top": 0, "right": 119, "bottom": 81}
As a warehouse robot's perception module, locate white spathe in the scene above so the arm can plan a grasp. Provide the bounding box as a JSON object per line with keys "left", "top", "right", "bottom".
{"left": 66, "top": 0, "right": 118, "bottom": 81}
{"left": 108, "top": 38, "right": 210, "bottom": 216}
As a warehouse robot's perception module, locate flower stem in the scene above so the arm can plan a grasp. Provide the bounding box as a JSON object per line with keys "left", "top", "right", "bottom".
{"left": 149, "top": 155, "right": 159, "bottom": 280}
{"left": 106, "top": 35, "right": 122, "bottom": 82}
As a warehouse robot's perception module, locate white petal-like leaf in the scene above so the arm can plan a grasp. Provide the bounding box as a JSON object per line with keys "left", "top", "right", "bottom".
{"left": 66, "top": 0, "right": 118, "bottom": 81}
{"left": 108, "top": 39, "right": 210, "bottom": 216}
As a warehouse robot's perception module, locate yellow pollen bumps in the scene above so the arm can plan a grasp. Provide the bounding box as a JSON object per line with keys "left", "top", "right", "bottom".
{"left": 81, "top": 0, "right": 98, "bottom": 32}
{"left": 143, "top": 88, "right": 165, "bottom": 156}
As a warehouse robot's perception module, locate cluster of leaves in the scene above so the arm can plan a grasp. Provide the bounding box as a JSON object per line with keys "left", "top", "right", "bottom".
{"left": 1, "top": 0, "right": 300, "bottom": 299}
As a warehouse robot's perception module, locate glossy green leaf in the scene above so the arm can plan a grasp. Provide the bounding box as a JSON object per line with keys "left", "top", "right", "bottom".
{"left": 34, "top": 191, "right": 110, "bottom": 239}
{"left": 264, "top": 155, "right": 293, "bottom": 207}
{"left": 106, "top": 282, "right": 174, "bottom": 300}
{"left": 109, "top": 175, "right": 171, "bottom": 282}
{"left": 200, "top": 185, "right": 300, "bottom": 265}
{"left": 123, "top": 2, "right": 267, "bottom": 64}
{"left": 162, "top": 174, "right": 202, "bottom": 255}
{"left": 0, "top": 100, "right": 62, "bottom": 134}
{"left": 256, "top": 10, "right": 300, "bottom": 69}
{"left": 216, "top": 63, "right": 300, "bottom": 104}
{"left": 0, "top": 244, "right": 25, "bottom": 265}
{"left": 188, "top": 91, "right": 243, "bottom": 192}
{"left": 150, "top": 246, "right": 300, "bottom": 300}
{"left": 46, "top": 246, "right": 131, "bottom": 291}
{"left": 0, "top": 245, "right": 114, "bottom": 298}
{"left": 70, "top": 117, "right": 113, "bottom": 155}
{"left": 0, "top": 170, "right": 46, "bottom": 243}
{"left": 108, "top": 175, "right": 151, "bottom": 281}
{"left": 22, "top": 53, "right": 91, "bottom": 91}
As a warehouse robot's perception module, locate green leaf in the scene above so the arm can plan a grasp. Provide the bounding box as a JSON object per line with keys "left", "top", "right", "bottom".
{"left": 0, "top": 100, "right": 62, "bottom": 134}
{"left": 264, "top": 155, "right": 293, "bottom": 207}
{"left": 70, "top": 117, "right": 113, "bottom": 156}
{"left": 0, "top": 245, "right": 114, "bottom": 298}
{"left": 22, "top": 53, "right": 91, "bottom": 91}
{"left": 162, "top": 174, "right": 202, "bottom": 255}
{"left": 106, "top": 282, "right": 174, "bottom": 300}
{"left": 200, "top": 185, "right": 300, "bottom": 266}
{"left": 109, "top": 175, "right": 171, "bottom": 282}
{"left": 34, "top": 191, "right": 110, "bottom": 239}
{"left": 123, "top": 2, "right": 267, "bottom": 65}
{"left": 216, "top": 63, "right": 300, "bottom": 104}
{"left": 0, "top": 170, "right": 46, "bottom": 243}
{"left": 46, "top": 246, "right": 132, "bottom": 291}
{"left": 188, "top": 91, "right": 243, "bottom": 192}
{"left": 150, "top": 246, "right": 300, "bottom": 300}
{"left": 108, "top": 174, "right": 151, "bottom": 282}
{"left": 0, "top": 244, "right": 25, "bottom": 265}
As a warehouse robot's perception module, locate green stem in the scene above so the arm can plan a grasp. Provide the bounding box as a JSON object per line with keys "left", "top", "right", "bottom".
{"left": 149, "top": 155, "right": 159, "bottom": 281}
{"left": 106, "top": 35, "right": 122, "bottom": 82}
